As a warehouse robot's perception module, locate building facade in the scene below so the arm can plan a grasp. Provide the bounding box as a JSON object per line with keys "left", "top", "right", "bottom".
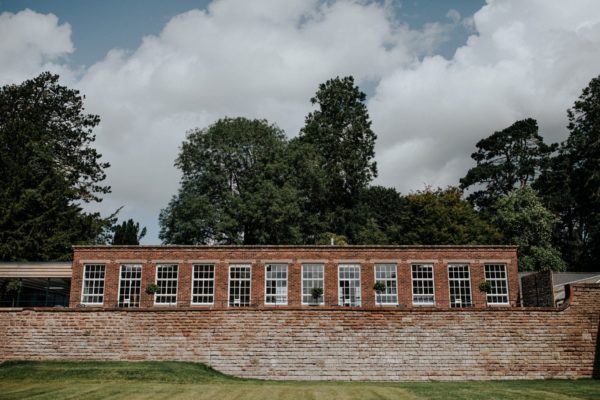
{"left": 70, "top": 245, "right": 519, "bottom": 309}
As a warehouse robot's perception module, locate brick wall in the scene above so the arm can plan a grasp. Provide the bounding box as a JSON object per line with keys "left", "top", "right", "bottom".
{"left": 1, "top": 284, "right": 599, "bottom": 381}
{"left": 521, "top": 271, "right": 555, "bottom": 307}
{"left": 70, "top": 245, "right": 519, "bottom": 309}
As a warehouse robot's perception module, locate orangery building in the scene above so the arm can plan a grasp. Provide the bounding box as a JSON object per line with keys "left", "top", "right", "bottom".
{"left": 69, "top": 245, "right": 519, "bottom": 309}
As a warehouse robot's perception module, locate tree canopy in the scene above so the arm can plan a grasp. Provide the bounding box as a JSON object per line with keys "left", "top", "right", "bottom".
{"left": 0, "top": 72, "right": 113, "bottom": 261}
{"left": 536, "top": 75, "right": 600, "bottom": 271}
{"left": 493, "top": 186, "right": 565, "bottom": 272}
{"left": 299, "top": 76, "right": 377, "bottom": 199}
{"left": 159, "top": 117, "right": 303, "bottom": 244}
{"left": 298, "top": 76, "right": 377, "bottom": 241}
{"left": 395, "top": 187, "right": 502, "bottom": 245}
{"left": 112, "top": 219, "right": 147, "bottom": 245}
{"left": 460, "top": 118, "right": 554, "bottom": 212}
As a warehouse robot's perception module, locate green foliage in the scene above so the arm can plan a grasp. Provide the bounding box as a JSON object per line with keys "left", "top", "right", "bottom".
{"left": 460, "top": 118, "right": 555, "bottom": 212}
{"left": 478, "top": 281, "right": 492, "bottom": 293}
{"left": 310, "top": 287, "right": 323, "bottom": 301}
{"left": 396, "top": 187, "right": 502, "bottom": 245}
{"left": 493, "top": 186, "right": 565, "bottom": 271}
{"left": 536, "top": 75, "right": 600, "bottom": 271}
{"left": 159, "top": 117, "right": 303, "bottom": 244}
{"left": 300, "top": 76, "right": 377, "bottom": 198}
{"left": 298, "top": 76, "right": 377, "bottom": 241}
{"left": 4, "top": 279, "right": 22, "bottom": 294}
{"left": 112, "top": 219, "right": 147, "bottom": 245}
{"left": 145, "top": 283, "right": 159, "bottom": 295}
{"left": 373, "top": 281, "right": 386, "bottom": 293}
{"left": 0, "top": 72, "right": 113, "bottom": 261}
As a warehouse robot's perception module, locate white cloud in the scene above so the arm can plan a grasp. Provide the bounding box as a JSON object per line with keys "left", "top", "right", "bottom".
{"left": 75, "top": 0, "right": 434, "bottom": 242}
{"left": 0, "top": 9, "right": 75, "bottom": 84}
{"left": 369, "top": 0, "right": 600, "bottom": 194}
{"left": 1, "top": 0, "right": 599, "bottom": 243}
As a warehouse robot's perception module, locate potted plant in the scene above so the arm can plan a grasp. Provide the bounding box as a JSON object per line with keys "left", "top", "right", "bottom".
{"left": 145, "top": 283, "right": 159, "bottom": 295}
{"left": 310, "top": 287, "right": 323, "bottom": 305}
{"left": 373, "top": 281, "right": 386, "bottom": 294}
{"left": 5, "top": 279, "right": 23, "bottom": 307}
{"left": 478, "top": 281, "right": 492, "bottom": 294}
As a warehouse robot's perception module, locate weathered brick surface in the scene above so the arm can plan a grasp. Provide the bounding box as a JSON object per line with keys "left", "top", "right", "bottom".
{"left": 70, "top": 245, "right": 520, "bottom": 309}
{"left": 1, "top": 284, "right": 599, "bottom": 381}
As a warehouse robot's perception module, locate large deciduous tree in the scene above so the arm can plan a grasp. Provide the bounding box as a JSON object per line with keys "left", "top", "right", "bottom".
{"left": 0, "top": 72, "right": 113, "bottom": 261}
{"left": 395, "top": 187, "right": 502, "bottom": 245}
{"left": 493, "top": 186, "right": 565, "bottom": 272}
{"left": 298, "top": 76, "right": 377, "bottom": 240}
{"left": 460, "top": 118, "right": 555, "bottom": 212}
{"left": 159, "top": 117, "right": 303, "bottom": 245}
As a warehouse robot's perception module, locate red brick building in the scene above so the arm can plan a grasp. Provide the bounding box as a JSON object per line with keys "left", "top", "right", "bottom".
{"left": 70, "top": 245, "right": 519, "bottom": 309}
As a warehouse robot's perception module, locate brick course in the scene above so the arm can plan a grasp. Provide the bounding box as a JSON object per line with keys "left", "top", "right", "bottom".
{"left": 70, "top": 245, "right": 519, "bottom": 309}
{"left": 0, "top": 284, "right": 599, "bottom": 381}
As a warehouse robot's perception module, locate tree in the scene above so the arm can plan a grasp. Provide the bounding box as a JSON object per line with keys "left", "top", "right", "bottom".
{"left": 112, "top": 219, "right": 147, "bottom": 245}
{"left": 298, "top": 76, "right": 377, "bottom": 240}
{"left": 0, "top": 72, "right": 113, "bottom": 261}
{"left": 159, "top": 117, "right": 303, "bottom": 244}
{"left": 493, "top": 186, "right": 565, "bottom": 271}
{"left": 460, "top": 118, "right": 555, "bottom": 212}
{"left": 536, "top": 75, "right": 600, "bottom": 271}
{"left": 395, "top": 187, "right": 502, "bottom": 245}
{"left": 352, "top": 186, "right": 406, "bottom": 245}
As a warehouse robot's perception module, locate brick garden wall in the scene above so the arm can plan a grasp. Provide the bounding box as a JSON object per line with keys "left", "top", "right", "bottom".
{"left": 1, "top": 284, "right": 599, "bottom": 381}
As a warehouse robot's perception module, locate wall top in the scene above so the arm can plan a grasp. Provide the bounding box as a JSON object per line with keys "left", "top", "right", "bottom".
{"left": 73, "top": 244, "right": 518, "bottom": 250}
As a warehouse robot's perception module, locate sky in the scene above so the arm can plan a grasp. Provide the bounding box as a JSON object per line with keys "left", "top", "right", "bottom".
{"left": 0, "top": 0, "right": 599, "bottom": 244}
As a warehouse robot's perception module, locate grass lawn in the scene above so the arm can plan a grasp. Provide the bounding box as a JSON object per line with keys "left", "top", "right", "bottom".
{"left": 0, "top": 361, "right": 599, "bottom": 400}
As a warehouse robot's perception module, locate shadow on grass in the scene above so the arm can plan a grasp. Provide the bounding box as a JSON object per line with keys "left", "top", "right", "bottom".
{"left": 0, "top": 360, "right": 243, "bottom": 384}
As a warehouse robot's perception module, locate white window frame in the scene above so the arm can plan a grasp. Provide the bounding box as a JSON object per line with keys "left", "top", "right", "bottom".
{"left": 81, "top": 264, "right": 106, "bottom": 305}
{"left": 484, "top": 264, "right": 510, "bottom": 305}
{"left": 338, "top": 264, "right": 361, "bottom": 307}
{"left": 264, "top": 264, "right": 288, "bottom": 305}
{"left": 447, "top": 264, "right": 472, "bottom": 308}
{"left": 411, "top": 264, "right": 435, "bottom": 305}
{"left": 118, "top": 264, "right": 142, "bottom": 308}
{"left": 301, "top": 264, "right": 325, "bottom": 305}
{"left": 154, "top": 264, "right": 178, "bottom": 306}
{"left": 374, "top": 264, "right": 398, "bottom": 305}
{"left": 228, "top": 264, "right": 252, "bottom": 307}
{"left": 191, "top": 264, "right": 215, "bottom": 305}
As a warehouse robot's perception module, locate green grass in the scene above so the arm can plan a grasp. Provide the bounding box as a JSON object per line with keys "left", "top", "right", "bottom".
{"left": 0, "top": 361, "right": 599, "bottom": 400}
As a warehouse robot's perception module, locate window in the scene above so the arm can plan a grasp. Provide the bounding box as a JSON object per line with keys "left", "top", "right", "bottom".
{"left": 81, "top": 264, "right": 105, "bottom": 305}
{"left": 265, "top": 264, "right": 288, "bottom": 305}
{"left": 229, "top": 265, "right": 251, "bottom": 307}
{"left": 192, "top": 264, "right": 215, "bottom": 305}
{"left": 118, "top": 264, "right": 142, "bottom": 308}
{"left": 155, "top": 264, "right": 178, "bottom": 305}
{"left": 338, "top": 264, "right": 361, "bottom": 306}
{"left": 374, "top": 264, "right": 398, "bottom": 305}
{"left": 412, "top": 264, "right": 435, "bottom": 305}
{"left": 485, "top": 264, "right": 509, "bottom": 305}
{"left": 302, "top": 264, "right": 324, "bottom": 305}
{"left": 448, "top": 264, "right": 472, "bottom": 308}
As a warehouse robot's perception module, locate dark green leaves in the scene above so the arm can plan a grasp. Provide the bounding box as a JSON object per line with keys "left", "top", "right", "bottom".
{"left": 159, "top": 117, "right": 303, "bottom": 245}
{"left": 0, "top": 72, "right": 112, "bottom": 261}
{"left": 460, "top": 118, "right": 554, "bottom": 212}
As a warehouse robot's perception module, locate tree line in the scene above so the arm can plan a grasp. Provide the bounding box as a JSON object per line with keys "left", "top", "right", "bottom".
{"left": 1, "top": 72, "right": 599, "bottom": 272}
